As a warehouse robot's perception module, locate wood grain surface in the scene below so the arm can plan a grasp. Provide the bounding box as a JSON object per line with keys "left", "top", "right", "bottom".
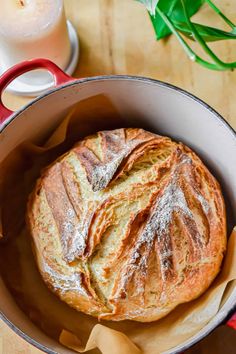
{"left": 1, "top": 0, "right": 236, "bottom": 353}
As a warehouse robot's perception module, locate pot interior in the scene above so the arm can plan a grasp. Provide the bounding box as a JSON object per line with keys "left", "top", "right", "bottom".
{"left": 0, "top": 77, "right": 236, "bottom": 354}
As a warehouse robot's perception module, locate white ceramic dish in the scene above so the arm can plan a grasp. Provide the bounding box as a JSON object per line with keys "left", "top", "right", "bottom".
{"left": 0, "top": 59, "right": 235, "bottom": 354}
{"left": 0, "top": 21, "right": 79, "bottom": 97}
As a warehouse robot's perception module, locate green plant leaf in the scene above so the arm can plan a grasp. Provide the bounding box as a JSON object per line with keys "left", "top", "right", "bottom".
{"left": 137, "top": 0, "right": 236, "bottom": 71}
{"left": 174, "top": 21, "right": 236, "bottom": 42}
{"left": 150, "top": 0, "right": 178, "bottom": 39}
{"left": 150, "top": 0, "right": 203, "bottom": 40}
{"left": 137, "top": 0, "right": 159, "bottom": 15}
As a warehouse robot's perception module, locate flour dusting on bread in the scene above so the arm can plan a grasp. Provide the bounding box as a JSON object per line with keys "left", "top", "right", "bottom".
{"left": 27, "top": 128, "right": 226, "bottom": 322}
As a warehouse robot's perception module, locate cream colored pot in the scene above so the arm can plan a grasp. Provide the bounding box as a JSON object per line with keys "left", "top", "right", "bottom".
{"left": 0, "top": 59, "right": 235, "bottom": 354}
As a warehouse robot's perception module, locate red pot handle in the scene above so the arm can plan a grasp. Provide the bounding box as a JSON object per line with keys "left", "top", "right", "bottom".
{"left": 227, "top": 312, "right": 236, "bottom": 330}
{"left": 0, "top": 58, "right": 75, "bottom": 125}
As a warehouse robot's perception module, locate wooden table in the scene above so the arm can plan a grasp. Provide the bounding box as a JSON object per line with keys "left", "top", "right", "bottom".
{"left": 0, "top": 0, "right": 236, "bottom": 353}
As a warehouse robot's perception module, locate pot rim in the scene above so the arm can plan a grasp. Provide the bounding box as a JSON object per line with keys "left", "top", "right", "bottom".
{"left": 1, "top": 307, "right": 236, "bottom": 354}
{"left": 0, "top": 74, "right": 236, "bottom": 354}
{"left": 1, "top": 75, "right": 236, "bottom": 137}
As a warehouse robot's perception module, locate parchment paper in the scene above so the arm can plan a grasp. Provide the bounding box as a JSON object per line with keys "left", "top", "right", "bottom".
{"left": 0, "top": 95, "right": 235, "bottom": 354}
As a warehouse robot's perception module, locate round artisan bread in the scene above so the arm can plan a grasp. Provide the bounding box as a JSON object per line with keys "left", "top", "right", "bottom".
{"left": 27, "top": 128, "right": 226, "bottom": 322}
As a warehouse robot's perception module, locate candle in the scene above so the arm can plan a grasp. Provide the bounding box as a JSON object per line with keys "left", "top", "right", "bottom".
{"left": 0, "top": 0, "right": 71, "bottom": 85}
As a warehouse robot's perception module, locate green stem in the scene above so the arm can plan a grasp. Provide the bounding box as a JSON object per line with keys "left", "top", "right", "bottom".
{"left": 155, "top": 7, "right": 223, "bottom": 71}
{"left": 181, "top": 0, "right": 222, "bottom": 64}
{"left": 155, "top": 7, "right": 195, "bottom": 61}
{"left": 180, "top": 0, "right": 236, "bottom": 70}
{"left": 205, "top": 0, "right": 236, "bottom": 30}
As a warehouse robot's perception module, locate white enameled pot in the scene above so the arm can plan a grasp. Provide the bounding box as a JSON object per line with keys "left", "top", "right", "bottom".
{"left": 0, "top": 59, "right": 236, "bottom": 354}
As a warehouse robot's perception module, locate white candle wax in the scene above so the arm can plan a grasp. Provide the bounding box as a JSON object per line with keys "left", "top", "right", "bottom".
{"left": 0, "top": 0, "right": 71, "bottom": 84}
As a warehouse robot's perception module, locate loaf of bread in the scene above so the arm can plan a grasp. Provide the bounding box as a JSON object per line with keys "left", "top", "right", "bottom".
{"left": 27, "top": 128, "right": 226, "bottom": 322}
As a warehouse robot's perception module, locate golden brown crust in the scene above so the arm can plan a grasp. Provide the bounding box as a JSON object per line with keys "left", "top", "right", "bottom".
{"left": 27, "top": 128, "right": 226, "bottom": 322}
